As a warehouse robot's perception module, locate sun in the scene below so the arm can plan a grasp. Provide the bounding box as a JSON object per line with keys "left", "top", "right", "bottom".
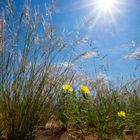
{"left": 74, "top": 0, "right": 123, "bottom": 27}
{"left": 89, "top": 0, "right": 122, "bottom": 26}
{"left": 95, "top": 0, "right": 118, "bottom": 13}
{"left": 95, "top": 0, "right": 117, "bottom": 13}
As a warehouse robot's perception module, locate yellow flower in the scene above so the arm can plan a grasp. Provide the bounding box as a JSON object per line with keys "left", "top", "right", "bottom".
{"left": 118, "top": 111, "right": 126, "bottom": 118}
{"left": 62, "top": 84, "right": 73, "bottom": 92}
{"left": 80, "top": 85, "right": 90, "bottom": 94}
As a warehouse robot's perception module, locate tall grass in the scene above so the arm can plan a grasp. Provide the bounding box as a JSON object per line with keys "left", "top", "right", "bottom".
{"left": 0, "top": 1, "right": 81, "bottom": 139}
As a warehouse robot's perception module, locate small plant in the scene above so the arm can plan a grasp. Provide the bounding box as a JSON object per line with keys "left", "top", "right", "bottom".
{"left": 55, "top": 82, "right": 140, "bottom": 139}
{"left": 56, "top": 84, "right": 91, "bottom": 132}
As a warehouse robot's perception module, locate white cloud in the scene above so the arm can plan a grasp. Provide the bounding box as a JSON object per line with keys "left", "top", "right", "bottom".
{"left": 123, "top": 47, "right": 140, "bottom": 60}
{"left": 72, "top": 51, "right": 98, "bottom": 62}
{"left": 56, "top": 62, "right": 74, "bottom": 68}
{"left": 61, "top": 62, "right": 74, "bottom": 67}
{"left": 96, "top": 73, "right": 110, "bottom": 82}
{"left": 94, "top": 73, "right": 111, "bottom": 89}
{"left": 81, "top": 51, "right": 98, "bottom": 59}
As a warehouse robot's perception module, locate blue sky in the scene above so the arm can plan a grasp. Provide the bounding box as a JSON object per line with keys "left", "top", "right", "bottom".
{"left": 55, "top": 0, "right": 140, "bottom": 79}
{"left": 1, "top": 0, "right": 140, "bottom": 82}
{"left": 54, "top": 0, "right": 140, "bottom": 81}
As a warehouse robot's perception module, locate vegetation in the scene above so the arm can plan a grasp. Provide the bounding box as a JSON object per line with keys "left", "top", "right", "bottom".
{"left": 0, "top": 1, "right": 78, "bottom": 139}
{"left": 55, "top": 82, "right": 140, "bottom": 139}
{"left": 0, "top": 0, "right": 140, "bottom": 140}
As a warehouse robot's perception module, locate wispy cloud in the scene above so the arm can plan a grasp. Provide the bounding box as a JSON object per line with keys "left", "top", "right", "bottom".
{"left": 120, "top": 41, "right": 136, "bottom": 51}
{"left": 81, "top": 51, "right": 98, "bottom": 59}
{"left": 96, "top": 72, "right": 110, "bottom": 83}
{"left": 72, "top": 51, "right": 98, "bottom": 62}
{"left": 56, "top": 62, "right": 74, "bottom": 68}
{"left": 94, "top": 72, "right": 111, "bottom": 89}
{"left": 108, "top": 41, "right": 136, "bottom": 54}
{"left": 60, "top": 62, "right": 74, "bottom": 67}
{"left": 123, "top": 47, "right": 140, "bottom": 60}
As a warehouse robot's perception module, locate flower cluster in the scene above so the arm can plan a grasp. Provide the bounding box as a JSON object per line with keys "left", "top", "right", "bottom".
{"left": 62, "top": 84, "right": 127, "bottom": 119}
{"left": 62, "top": 84, "right": 90, "bottom": 94}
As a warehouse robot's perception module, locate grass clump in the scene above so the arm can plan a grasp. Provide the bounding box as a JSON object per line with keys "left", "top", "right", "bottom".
{"left": 0, "top": 1, "right": 78, "bottom": 139}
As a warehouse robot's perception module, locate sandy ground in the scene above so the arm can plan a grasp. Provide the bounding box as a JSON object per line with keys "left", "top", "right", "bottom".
{"left": 35, "top": 119, "right": 140, "bottom": 140}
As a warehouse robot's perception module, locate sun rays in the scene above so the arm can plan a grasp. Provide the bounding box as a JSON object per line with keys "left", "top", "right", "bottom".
{"left": 95, "top": 0, "right": 118, "bottom": 13}
{"left": 75, "top": 0, "right": 124, "bottom": 28}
